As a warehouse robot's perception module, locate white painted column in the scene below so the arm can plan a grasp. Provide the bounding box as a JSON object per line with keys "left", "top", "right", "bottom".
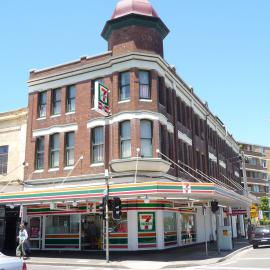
{"left": 156, "top": 210, "right": 164, "bottom": 250}
{"left": 128, "top": 211, "right": 138, "bottom": 251}
{"left": 232, "top": 216, "right": 237, "bottom": 238}
{"left": 239, "top": 215, "right": 245, "bottom": 237}
{"left": 211, "top": 212, "right": 217, "bottom": 241}
{"left": 177, "top": 212, "right": 182, "bottom": 246}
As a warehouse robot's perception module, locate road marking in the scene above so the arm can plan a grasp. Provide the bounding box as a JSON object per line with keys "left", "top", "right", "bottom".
{"left": 240, "top": 258, "right": 270, "bottom": 260}
{"left": 197, "top": 267, "right": 267, "bottom": 270}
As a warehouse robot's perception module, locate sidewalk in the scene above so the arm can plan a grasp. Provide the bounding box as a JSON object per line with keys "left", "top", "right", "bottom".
{"left": 25, "top": 239, "right": 251, "bottom": 269}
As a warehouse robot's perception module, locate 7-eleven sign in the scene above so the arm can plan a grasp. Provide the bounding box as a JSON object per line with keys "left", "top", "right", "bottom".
{"left": 94, "top": 81, "right": 109, "bottom": 116}
{"left": 138, "top": 212, "right": 155, "bottom": 232}
{"left": 182, "top": 183, "right": 191, "bottom": 194}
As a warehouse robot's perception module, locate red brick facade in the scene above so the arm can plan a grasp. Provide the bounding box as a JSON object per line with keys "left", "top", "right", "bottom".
{"left": 24, "top": 1, "right": 241, "bottom": 190}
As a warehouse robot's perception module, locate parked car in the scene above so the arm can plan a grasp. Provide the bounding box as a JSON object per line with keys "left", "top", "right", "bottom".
{"left": 251, "top": 226, "right": 270, "bottom": 249}
{"left": 0, "top": 253, "right": 27, "bottom": 270}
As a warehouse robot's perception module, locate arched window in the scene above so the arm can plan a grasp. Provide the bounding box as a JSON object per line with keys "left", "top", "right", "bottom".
{"left": 140, "top": 120, "right": 153, "bottom": 157}
{"left": 120, "top": 121, "right": 131, "bottom": 159}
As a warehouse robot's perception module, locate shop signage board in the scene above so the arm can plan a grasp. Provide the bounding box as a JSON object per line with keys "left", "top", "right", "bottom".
{"left": 138, "top": 212, "right": 156, "bottom": 232}
{"left": 94, "top": 81, "right": 109, "bottom": 116}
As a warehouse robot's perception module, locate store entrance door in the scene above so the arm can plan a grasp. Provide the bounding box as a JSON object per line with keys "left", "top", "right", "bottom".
{"left": 81, "top": 214, "right": 103, "bottom": 250}
{"left": 28, "top": 216, "right": 42, "bottom": 250}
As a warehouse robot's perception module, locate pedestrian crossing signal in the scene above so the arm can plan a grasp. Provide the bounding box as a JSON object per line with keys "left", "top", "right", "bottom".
{"left": 112, "top": 197, "right": 122, "bottom": 220}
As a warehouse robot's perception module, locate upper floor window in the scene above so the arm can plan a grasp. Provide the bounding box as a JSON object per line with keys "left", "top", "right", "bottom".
{"left": 35, "top": 137, "right": 44, "bottom": 170}
{"left": 119, "top": 72, "right": 130, "bottom": 101}
{"left": 139, "top": 71, "right": 151, "bottom": 99}
{"left": 66, "top": 85, "right": 76, "bottom": 113}
{"left": 166, "top": 88, "right": 172, "bottom": 115}
{"left": 38, "top": 91, "right": 47, "bottom": 118}
{"left": 52, "top": 88, "right": 61, "bottom": 115}
{"left": 158, "top": 77, "right": 165, "bottom": 106}
{"left": 0, "top": 146, "right": 8, "bottom": 175}
{"left": 91, "top": 78, "right": 104, "bottom": 108}
{"left": 50, "top": 133, "right": 60, "bottom": 168}
{"left": 65, "top": 132, "right": 75, "bottom": 167}
{"left": 120, "top": 121, "right": 131, "bottom": 159}
{"left": 140, "top": 120, "right": 153, "bottom": 157}
{"left": 92, "top": 127, "right": 104, "bottom": 163}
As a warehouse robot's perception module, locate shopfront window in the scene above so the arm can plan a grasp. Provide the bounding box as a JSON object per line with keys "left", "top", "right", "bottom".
{"left": 109, "top": 213, "right": 128, "bottom": 233}
{"left": 181, "top": 214, "right": 196, "bottom": 244}
{"left": 164, "top": 212, "right": 176, "bottom": 232}
{"left": 45, "top": 215, "right": 80, "bottom": 234}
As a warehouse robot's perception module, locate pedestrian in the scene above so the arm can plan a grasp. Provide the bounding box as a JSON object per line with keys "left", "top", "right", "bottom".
{"left": 16, "top": 223, "right": 28, "bottom": 259}
{"left": 23, "top": 222, "right": 31, "bottom": 258}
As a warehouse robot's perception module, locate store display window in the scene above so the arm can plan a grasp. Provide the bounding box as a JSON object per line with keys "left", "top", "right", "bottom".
{"left": 164, "top": 212, "right": 176, "bottom": 232}
{"left": 181, "top": 214, "right": 196, "bottom": 244}
{"left": 46, "top": 215, "right": 80, "bottom": 234}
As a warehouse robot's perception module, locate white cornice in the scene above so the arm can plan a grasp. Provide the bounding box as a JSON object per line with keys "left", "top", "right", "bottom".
{"left": 33, "top": 123, "right": 78, "bottom": 137}
{"left": 178, "top": 131, "right": 192, "bottom": 146}
{"left": 87, "top": 111, "right": 174, "bottom": 134}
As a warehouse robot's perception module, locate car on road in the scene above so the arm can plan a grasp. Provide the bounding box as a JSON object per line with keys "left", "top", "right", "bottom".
{"left": 251, "top": 226, "right": 270, "bottom": 249}
{"left": 0, "top": 252, "right": 27, "bottom": 270}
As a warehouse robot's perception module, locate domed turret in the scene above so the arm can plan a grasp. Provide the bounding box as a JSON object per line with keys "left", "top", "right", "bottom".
{"left": 102, "top": 0, "right": 169, "bottom": 57}
{"left": 111, "top": 0, "right": 159, "bottom": 19}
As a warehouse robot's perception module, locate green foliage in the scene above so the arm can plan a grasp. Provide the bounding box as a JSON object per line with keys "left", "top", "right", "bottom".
{"left": 260, "top": 196, "right": 269, "bottom": 212}
{"left": 259, "top": 217, "right": 270, "bottom": 226}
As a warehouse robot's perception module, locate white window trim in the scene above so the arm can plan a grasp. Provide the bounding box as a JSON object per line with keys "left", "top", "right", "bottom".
{"left": 178, "top": 131, "right": 192, "bottom": 146}
{"left": 33, "top": 124, "right": 78, "bottom": 137}
{"left": 139, "top": 99, "right": 152, "bottom": 102}
{"left": 118, "top": 99, "right": 130, "bottom": 104}
{"left": 50, "top": 114, "right": 61, "bottom": 118}
{"left": 48, "top": 168, "right": 59, "bottom": 172}
{"left": 87, "top": 111, "right": 174, "bottom": 134}
{"left": 90, "top": 163, "right": 104, "bottom": 168}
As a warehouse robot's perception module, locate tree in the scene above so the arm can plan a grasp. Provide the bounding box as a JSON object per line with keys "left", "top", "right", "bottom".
{"left": 260, "top": 196, "right": 269, "bottom": 219}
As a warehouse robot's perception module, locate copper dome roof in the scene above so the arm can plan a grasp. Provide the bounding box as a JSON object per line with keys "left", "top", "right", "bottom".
{"left": 111, "top": 0, "right": 159, "bottom": 19}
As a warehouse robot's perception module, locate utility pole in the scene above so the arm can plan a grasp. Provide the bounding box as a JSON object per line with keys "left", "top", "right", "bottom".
{"left": 104, "top": 115, "right": 110, "bottom": 264}
{"left": 104, "top": 169, "right": 110, "bottom": 264}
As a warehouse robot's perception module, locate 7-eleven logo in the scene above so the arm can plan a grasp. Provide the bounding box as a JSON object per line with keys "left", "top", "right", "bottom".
{"left": 139, "top": 214, "right": 154, "bottom": 231}
{"left": 183, "top": 183, "right": 191, "bottom": 194}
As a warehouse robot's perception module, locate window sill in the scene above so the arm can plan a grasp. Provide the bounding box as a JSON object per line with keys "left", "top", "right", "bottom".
{"left": 139, "top": 99, "right": 152, "bottom": 102}
{"left": 50, "top": 114, "right": 61, "bottom": 118}
{"left": 48, "top": 168, "right": 59, "bottom": 172}
{"left": 90, "top": 163, "right": 104, "bottom": 168}
{"left": 64, "top": 166, "right": 74, "bottom": 171}
{"left": 37, "top": 117, "right": 46, "bottom": 121}
{"left": 118, "top": 99, "right": 130, "bottom": 104}
{"left": 34, "top": 169, "right": 44, "bottom": 173}
{"left": 65, "top": 111, "right": 75, "bottom": 115}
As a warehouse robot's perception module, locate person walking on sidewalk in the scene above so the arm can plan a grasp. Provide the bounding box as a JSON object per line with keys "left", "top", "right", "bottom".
{"left": 16, "top": 223, "right": 28, "bottom": 259}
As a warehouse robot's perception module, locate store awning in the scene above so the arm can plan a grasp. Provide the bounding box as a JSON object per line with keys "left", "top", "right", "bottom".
{"left": 0, "top": 181, "right": 252, "bottom": 207}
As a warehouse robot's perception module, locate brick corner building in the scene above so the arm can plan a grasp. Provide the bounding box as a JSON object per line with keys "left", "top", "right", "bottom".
{"left": 1, "top": 0, "right": 252, "bottom": 252}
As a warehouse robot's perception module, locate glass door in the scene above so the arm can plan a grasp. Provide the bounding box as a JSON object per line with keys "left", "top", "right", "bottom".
{"left": 29, "top": 216, "right": 42, "bottom": 250}
{"left": 81, "top": 214, "right": 103, "bottom": 250}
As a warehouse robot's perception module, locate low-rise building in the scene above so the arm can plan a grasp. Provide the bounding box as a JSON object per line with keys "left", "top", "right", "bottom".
{"left": 0, "top": 108, "right": 27, "bottom": 253}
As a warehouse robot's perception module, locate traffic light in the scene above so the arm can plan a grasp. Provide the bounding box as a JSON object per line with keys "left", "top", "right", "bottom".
{"left": 99, "top": 197, "right": 106, "bottom": 219}
{"left": 211, "top": 201, "right": 219, "bottom": 213}
{"left": 112, "top": 197, "right": 122, "bottom": 220}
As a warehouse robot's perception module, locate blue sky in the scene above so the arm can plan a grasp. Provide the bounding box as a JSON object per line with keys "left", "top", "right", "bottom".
{"left": 0, "top": 0, "right": 269, "bottom": 146}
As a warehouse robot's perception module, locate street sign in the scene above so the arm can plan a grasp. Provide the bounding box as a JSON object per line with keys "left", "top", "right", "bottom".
{"left": 94, "top": 81, "right": 109, "bottom": 116}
